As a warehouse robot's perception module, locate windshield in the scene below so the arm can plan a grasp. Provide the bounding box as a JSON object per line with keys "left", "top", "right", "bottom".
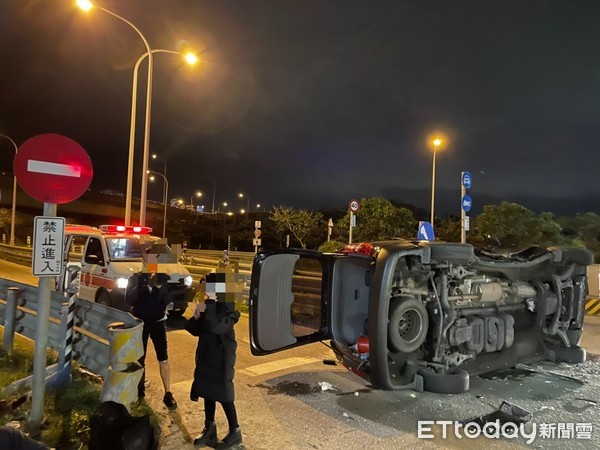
{"left": 105, "top": 236, "right": 172, "bottom": 259}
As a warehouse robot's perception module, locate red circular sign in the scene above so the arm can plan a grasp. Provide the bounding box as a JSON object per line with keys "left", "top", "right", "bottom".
{"left": 14, "top": 134, "right": 93, "bottom": 204}
{"left": 349, "top": 198, "right": 360, "bottom": 213}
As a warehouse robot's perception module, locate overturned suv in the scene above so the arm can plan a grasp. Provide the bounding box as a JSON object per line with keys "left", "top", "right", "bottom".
{"left": 249, "top": 240, "right": 592, "bottom": 393}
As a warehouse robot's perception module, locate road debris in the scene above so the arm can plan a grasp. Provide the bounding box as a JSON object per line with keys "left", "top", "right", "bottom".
{"left": 318, "top": 381, "right": 337, "bottom": 391}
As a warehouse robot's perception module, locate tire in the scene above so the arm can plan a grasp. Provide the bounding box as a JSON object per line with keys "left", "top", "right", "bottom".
{"left": 97, "top": 291, "right": 111, "bottom": 307}
{"left": 388, "top": 298, "right": 428, "bottom": 353}
{"left": 418, "top": 366, "right": 470, "bottom": 394}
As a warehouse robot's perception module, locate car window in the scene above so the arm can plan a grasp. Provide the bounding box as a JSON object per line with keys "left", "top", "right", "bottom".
{"left": 68, "top": 235, "right": 87, "bottom": 262}
{"left": 85, "top": 237, "right": 104, "bottom": 265}
{"left": 291, "top": 257, "right": 323, "bottom": 337}
{"left": 105, "top": 236, "right": 169, "bottom": 259}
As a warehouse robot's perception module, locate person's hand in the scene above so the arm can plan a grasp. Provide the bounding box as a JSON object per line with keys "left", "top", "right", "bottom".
{"left": 194, "top": 301, "right": 206, "bottom": 319}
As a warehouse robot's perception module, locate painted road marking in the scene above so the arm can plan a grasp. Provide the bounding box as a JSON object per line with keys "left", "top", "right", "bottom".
{"left": 240, "top": 357, "right": 320, "bottom": 377}
{"left": 27, "top": 159, "right": 81, "bottom": 177}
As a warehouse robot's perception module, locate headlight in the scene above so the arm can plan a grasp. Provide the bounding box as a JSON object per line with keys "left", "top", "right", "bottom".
{"left": 116, "top": 277, "right": 129, "bottom": 289}
{"left": 184, "top": 275, "right": 193, "bottom": 287}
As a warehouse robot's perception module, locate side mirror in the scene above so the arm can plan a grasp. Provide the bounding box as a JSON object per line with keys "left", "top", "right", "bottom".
{"left": 85, "top": 254, "right": 104, "bottom": 266}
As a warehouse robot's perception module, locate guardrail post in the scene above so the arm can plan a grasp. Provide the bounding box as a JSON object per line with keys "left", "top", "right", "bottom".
{"left": 3, "top": 287, "right": 20, "bottom": 355}
{"left": 101, "top": 321, "right": 144, "bottom": 409}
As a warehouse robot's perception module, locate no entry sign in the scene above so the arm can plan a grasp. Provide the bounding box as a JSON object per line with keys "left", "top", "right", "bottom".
{"left": 14, "top": 134, "right": 93, "bottom": 204}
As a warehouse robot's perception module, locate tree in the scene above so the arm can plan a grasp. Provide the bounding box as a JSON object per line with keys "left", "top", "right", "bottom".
{"left": 0, "top": 208, "right": 23, "bottom": 243}
{"left": 334, "top": 197, "right": 417, "bottom": 242}
{"left": 436, "top": 217, "right": 461, "bottom": 243}
{"left": 270, "top": 206, "right": 324, "bottom": 249}
{"left": 474, "top": 202, "right": 567, "bottom": 249}
{"left": 559, "top": 212, "right": 600, "bottom": 261}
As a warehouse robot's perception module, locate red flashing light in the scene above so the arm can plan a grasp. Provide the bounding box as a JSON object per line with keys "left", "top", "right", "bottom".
{"left": 342, "top": 242, "right": 375, "bottom": 257}
{"left": 99, "top": 225, "right": 152, "bottom": 234}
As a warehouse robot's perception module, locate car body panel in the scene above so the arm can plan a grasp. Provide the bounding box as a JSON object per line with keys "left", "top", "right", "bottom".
{"left": 249, "top": 240, "right": 592, "bottom": 392}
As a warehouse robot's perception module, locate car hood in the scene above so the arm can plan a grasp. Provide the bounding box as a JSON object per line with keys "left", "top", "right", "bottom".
{"left": 110, "top": 260, "right": 191, "bottom": 279}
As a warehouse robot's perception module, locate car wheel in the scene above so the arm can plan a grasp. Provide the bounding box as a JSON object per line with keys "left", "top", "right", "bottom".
{"left": 388, "top": 297, "right": 428, "bottom": 353}
{"left": 418, "top": 366, "right": 470, "bottom": 394}
{"left": 97, "top": 291, "right": 111, "bottom": 307}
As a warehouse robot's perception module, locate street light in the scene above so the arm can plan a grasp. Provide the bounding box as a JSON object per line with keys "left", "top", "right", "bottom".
{"left": 148, "top": 171, "right": 168, "bottom": 238}
{"left": 218, "top": 201, "right": 228, "bottom": 213}
{"left": 150, "top": 153, "right": 167, "bottom": 221}
{"left": 238, "top": 192, "right": 250, "bottom": 219}
{"left": 77, "top": 1, "right": 197, "bottom": 227}
{"left": 0, "top": 134, "right": 18, "bottom": 245}
{"left": 197, "top": 177, "right": 217, "bottom": 214}
{"left": 123, "top": 50, "right": 196, "bottom": 225}
{"left": 190, "top": 191, "right": 202, "bottom": 208}
{"left": 428, "top": 134, "right": 447, "bottom": 226}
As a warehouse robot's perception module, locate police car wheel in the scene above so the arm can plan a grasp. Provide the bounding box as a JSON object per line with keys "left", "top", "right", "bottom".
{"left": 97, "top": 291, "right": 111, "bottom": 307}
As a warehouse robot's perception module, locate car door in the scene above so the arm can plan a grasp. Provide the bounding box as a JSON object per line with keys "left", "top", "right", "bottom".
{"left": 249, "top": 250, "right": 336, "bottom": 355}
{"left": 80, "top": 236, "right": 106, "bottom": 301}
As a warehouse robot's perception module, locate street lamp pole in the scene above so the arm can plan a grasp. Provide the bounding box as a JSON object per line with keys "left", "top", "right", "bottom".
{"left": 190, "top": 191, "right": 202, "bottom": 208}
{"left": 151, "top": 153, "right": 167, "bottom": 222}
{"left": 149, "top": 171, "right": 168, "bottom": 239}
{"left": 198, "top": 177, "right": 217, "bottom": 214}
{"left": 77, "top": 1, "right": 153, "bottom": 227}
{"left": 124, "top": 51, "right": 180, "bottom": 226}
{"left": 239, "top": 192, "right": 250, "bottom": 219}
{"left": 430, "top": 139, "right": 441, "bottom": 226}
{"left": 0, "top": 134, "right": 17, "bottom": 245}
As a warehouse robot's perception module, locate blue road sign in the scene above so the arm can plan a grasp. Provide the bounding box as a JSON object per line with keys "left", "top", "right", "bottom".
{"left": 417, "top": 221, "right": 435, "bottom": 241}
{"left": 462, "top": 194, "right": 472, "bottom": 212}
{"left": 462, "top": 171, "right": 472, "bottom": 189}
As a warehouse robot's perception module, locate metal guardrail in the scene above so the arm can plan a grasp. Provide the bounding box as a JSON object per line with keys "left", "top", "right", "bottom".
{"left": 0, "top": 278, "right": 141, "bottom": 378}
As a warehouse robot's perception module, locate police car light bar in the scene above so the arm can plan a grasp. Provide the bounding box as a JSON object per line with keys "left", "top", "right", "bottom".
{"left": 99, "top": 225, "right": 152, "bottom": 234}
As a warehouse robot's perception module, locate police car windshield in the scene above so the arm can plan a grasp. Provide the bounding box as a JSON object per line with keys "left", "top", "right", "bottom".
{"left": 105, "top": 236, "right": 172, "bottom": 260}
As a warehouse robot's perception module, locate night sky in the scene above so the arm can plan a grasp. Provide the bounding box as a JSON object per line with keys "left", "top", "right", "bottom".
{"left": 1, "top": 0, "right": 600, "bottom": 216}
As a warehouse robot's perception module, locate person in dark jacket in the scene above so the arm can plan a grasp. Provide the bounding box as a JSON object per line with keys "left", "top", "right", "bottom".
{"left": 126, "top": 272, "right": 177, "bottom": 409}
{"left": 185, "top": 290, "right": 242, "bottom": 449}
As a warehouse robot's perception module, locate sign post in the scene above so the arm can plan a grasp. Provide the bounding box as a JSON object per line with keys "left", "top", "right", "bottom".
{"left": 14, "top": 134, "right": 93, "bottom": 429}
{"left": 348, "top": 199, "right": 360, "bottom": 244}
{"left": 253, "top": 220, "right": 262, "bottom": 254}
{"left": 460, "top": 171, "right": 472, "bottom": 244}
{"left": 327, "top": 218, "right": 333, "bottom": 242}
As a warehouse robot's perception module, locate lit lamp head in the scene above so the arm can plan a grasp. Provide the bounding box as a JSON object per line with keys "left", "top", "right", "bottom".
{"left": 76, "top": 0, "right": 93, "bottom": 11}
{"left": 184, "top": 52, "right": 198, "bottom": 65}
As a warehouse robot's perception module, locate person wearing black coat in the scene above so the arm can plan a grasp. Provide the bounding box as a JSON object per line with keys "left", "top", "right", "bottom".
{"left": 126, "top": 272, "right": 177, "bottom": 409}
{"left": 185, "top": 297, "right": 242, "bottom": 449}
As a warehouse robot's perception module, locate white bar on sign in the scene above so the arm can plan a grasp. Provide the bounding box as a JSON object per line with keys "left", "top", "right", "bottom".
{"left": 27, "top": 160, "right": 81, "bottom": 178}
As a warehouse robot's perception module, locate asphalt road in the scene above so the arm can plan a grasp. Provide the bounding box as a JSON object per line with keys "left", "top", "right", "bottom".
{"left": 2, "top": 259, "right": 600, "bottom": 449}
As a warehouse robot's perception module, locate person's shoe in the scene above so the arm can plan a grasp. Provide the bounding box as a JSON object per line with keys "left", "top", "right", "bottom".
{"left": 193, "top": 421, "right": 218, "bottom": 447}
{"left": 163, "top": 391, "right": 177, "bottom": 409}
{"left": 215, "top": 428, "right": 242, "bottom": 449}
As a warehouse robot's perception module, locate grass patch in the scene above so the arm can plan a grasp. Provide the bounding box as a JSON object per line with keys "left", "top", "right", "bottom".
{"left": 0, "top": 330, "right": 160, "bottom": 449}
